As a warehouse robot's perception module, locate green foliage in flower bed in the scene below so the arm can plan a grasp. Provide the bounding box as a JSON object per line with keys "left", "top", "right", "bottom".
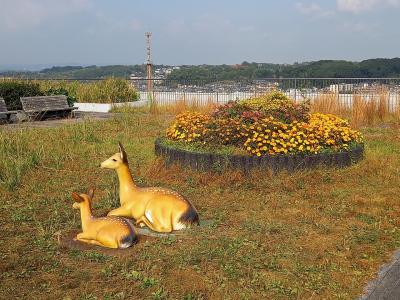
{"left": 211, "top": 91, "right": 309, "bottom": 124}
{"left": 158, "top": 137, "right": 247, "bottom": 156}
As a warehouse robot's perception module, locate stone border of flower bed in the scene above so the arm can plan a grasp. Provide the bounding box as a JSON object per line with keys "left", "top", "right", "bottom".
{"left": 155, "top": 138, "right": 364, "bottom": 173}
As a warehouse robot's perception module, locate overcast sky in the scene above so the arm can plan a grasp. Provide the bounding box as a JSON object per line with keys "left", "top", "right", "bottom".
{"left": 0, "top": 0, "right": 399, "bottom": 67}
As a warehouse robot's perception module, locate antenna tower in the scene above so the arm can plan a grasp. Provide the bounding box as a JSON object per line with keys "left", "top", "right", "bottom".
{"left": 145, "top": 32, "right": 153, "bottom": 96}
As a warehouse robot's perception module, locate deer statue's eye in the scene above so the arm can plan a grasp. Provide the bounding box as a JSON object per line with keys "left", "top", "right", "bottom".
{"left": 112, "top": 159, "right": 117, "bottom": 162}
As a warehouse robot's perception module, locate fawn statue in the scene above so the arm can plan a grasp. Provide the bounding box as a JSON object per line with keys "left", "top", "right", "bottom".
{"left": 100, "top": 143, "right": 199, "bottom": 233}
{"left": 72, "top": 188, "right": 137, "bottom": 249}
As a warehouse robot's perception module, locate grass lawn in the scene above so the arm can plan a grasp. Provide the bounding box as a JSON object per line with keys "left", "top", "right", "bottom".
{"left": 1, "top": 113, "right": 400, "bottom": 299}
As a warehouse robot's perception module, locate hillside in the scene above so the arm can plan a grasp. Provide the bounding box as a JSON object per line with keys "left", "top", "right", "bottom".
{"left": 168, "top": 58, "right": 400, "bottom": 82}
{"left": 0, "top": 65, "right": 147, "bottom": 79}
{"left": 1, "top": 58, "right": 400, "bottom": 80}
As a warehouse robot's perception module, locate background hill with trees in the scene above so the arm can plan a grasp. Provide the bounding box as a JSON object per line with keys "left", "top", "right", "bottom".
{"left": 1, "top": 58, "right": 400, "bottom": 81}
{"left": 167, "top": 58, "right": 400, "bottom": 82}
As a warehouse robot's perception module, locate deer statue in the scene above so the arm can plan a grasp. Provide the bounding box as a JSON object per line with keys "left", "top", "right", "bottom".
{"left": 100, "top": 142, "right": 199, "bottom": 233}
{"left": 71, "top": 188, "right": 138, "bottom": 249}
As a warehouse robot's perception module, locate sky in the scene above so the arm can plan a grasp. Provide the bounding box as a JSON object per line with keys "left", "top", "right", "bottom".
{"left": 0, "top": 0, "right": 399, "bottom": 68}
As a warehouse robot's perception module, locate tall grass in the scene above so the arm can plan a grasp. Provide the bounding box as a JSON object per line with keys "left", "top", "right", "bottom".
{"left": 151, "top": 97, "right": 217, "bottom": 115}
{"left": 36, "top": 78, "right": 139, "bottom": 104}
{"left": 113, "top": 91, "right": 400, "bottom": 128}
{"left": 309, "top": 93, "right": 346, "bottom": 116}
{"left": 0, "top": 119, "right": 105, "bottom": 191}
{"left": 0, "top": 78, "right": 139, "bottom": 104}
{"left": 111, "top": 97, "right": 217, "bottom": 115}
{"left": 311, "top": 90, "right": 397, "bottom": 128}
{"left": 0, "top": 130, "right": 43, "bottom": 190}
{"left": 377, "top": 88, "right": 389, "bottom": 122}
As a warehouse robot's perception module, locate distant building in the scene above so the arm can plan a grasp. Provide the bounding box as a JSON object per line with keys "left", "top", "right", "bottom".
{"left": 129, "top": 74, "right": 143, "bottom": 80}
{"left": 329, "top": 84, "right": 354, "bottom": 93}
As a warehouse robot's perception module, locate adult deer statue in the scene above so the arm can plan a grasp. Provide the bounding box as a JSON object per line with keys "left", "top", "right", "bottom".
{"left": 100, "top": 143, "right": 199, "bottom": 233}
{"left": 71, "top": 188, "right": 137, "bottom": 249}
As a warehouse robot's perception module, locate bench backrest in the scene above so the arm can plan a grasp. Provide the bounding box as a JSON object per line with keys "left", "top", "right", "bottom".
{"left": 20, "top": 95, "right": 69, "bottom": 112}
{"left": 0, "top": 97, "right": 8, "bottom": 113}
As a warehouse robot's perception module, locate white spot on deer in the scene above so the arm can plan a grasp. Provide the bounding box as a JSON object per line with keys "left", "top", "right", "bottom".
{"left": 174, "top": 222, "right": 187, "bottom": 230}
{"left": 120, "top": 241, "right": 131, "bottom": 249}
{"left": 145, "top": 210, "right": 154, "bottom": 223}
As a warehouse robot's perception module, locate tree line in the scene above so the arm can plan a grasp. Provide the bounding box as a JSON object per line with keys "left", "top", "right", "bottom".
{"left": 1, "top": 58, "right": 399, "bottom": 81}
{"left": 167, "top": 58, "right": 400, "bottom": 82}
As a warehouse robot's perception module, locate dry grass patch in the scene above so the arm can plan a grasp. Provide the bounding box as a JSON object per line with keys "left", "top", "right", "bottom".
{"left": 311, "top": 90, "right": 399, "bottom": 128}
{"left": 1, "top": 114, "right": 400, "bottom": 299}
{"left": 112, "top": 98, "right": 217, "bottom": 116}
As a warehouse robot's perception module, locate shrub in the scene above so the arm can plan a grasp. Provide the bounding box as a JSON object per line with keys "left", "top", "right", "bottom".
{"left": 212, "top": 91, "right": 310, "bottom": 124}
{"left": 206, "top": 117, "right": 249, "bottom": 145}
{"left": 72, "top": 78, "right": 139, "bottom": 103}
{"left": 240, "top": 91, "right": 310, "bottom": 123}
{"left": 165, "top": 92, "right": 363, "bottom": 156}
{"left": 243, "top": 114, "right": 363, "bottom": 156}
{"left": 0, "top": 78, "right": 139, "bottom": 110}
{"left": 240, "top": 90, "right": 291, "bottom": 111}
{"left": 44, "top": 87, "right": 76, "bottom": 107}
{"left": 166, "top": 111, "right": 210, "bottom": 142}
{"left": 37, "top": 78, "right": 139, "bottom": 103}
{"left": 0, "top": 80, "right": 43, "bottom": 110}
{"left": 212, "top": 101, "right": 249, "bottom": 119}
{"left": 305, "top": 113, "right": 363, "bottom": 151}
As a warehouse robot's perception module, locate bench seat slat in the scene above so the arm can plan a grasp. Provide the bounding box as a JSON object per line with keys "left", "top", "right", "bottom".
{"left": 24, "top": 107, "right": 77, "bottom": 113}
{"left": 20, "top": 95, "right": 77, "bottom": 120}
{"left": 20, "top": 95, "right": 74, "bottom": 112}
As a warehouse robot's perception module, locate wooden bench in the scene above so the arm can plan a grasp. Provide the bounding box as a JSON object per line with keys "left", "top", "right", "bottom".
{"left": 0, "top": 97, "right": 18, "bottom": 122}
{"left": 20, "top": 95, "right": 77, "bottom": 120}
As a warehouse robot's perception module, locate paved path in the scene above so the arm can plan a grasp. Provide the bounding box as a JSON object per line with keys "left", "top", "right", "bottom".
{"left": 361, "top": 250, "right": 400, "bottom": 299}
{"left": 0, "top": 112, "right": 114, "bottom": 130}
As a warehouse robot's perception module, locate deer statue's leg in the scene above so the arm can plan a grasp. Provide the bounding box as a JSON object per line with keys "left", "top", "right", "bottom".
{"left": 74, "top": 232, "right": 91, "bottom": 241}
{"left": 74, "top": 233, "right": 100, "bottom": 246}
{"left": 74, "top": 233, "right": 109, "bottom": 247}
{"left": 97, "top": 234, "right": 120, "bottom": 249}
{"left": 107, "top": 206, "right": 131, "bottom": 218}
{"left": 79, "top": 238, "right": 110, "bottom": 248}
{"left": 135, "top": 216, "right": 149, "bottom": 228}
{"left": 137, "top": 215, "right": 172, "bottom": 233}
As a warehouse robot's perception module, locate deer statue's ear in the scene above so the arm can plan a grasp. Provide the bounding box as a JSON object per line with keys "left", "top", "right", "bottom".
{"left": 118, "top": 142, "right": 128, "bottom": 163}
{"left": 72, "top": 192, "right": 84, "bottom": 203}
{"left": 88, "top": 188, "right": 95, "bottom": 200}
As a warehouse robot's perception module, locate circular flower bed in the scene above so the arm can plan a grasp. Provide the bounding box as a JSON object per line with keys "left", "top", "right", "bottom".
{"left": 157, "top": 91, "right": 364, "bottom": 172}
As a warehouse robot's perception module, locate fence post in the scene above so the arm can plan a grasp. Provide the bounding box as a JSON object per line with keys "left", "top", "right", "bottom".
{"left": 337, "top": 79, "right": 340, "bottom": 110}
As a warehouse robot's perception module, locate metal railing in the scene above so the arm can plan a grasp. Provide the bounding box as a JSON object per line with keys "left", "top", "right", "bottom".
{"left": 128, "top": 78, "right": 400, "bottom": 111}
{"left": 2, "top": 77, "right": 400, "bottom": 110}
